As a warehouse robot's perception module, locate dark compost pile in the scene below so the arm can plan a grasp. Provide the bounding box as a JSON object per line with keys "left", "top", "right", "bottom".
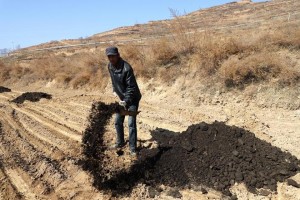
{"left": 0, "top": 86, "right": 11, "bottom": 93}
{"left": 80, "top": 102, "right": 300, "bottom": 197}
{"left": 11, "top": 92, "right": 52, "bottom": 104}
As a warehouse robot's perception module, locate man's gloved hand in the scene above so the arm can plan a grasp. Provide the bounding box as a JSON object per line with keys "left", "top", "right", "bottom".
{"left": 113, "top": 92, "right": 118, "bottom": 98}
{"left": 119, "top": 101, "right": 126, "bottom": 107}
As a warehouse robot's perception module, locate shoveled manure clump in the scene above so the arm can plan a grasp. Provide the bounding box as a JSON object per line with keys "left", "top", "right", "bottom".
{"left": 0, "top": 86, "right": 11, "bottom": 93}
{"left": 12, "top": 92, "right": 52, "bottom": 104}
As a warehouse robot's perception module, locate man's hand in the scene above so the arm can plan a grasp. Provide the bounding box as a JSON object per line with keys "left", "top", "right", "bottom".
{"left": 113, "top": 92, "right": 118, "bottom": 98}
{"left": 119, "top": 101, "right": 126, "bottom": 107}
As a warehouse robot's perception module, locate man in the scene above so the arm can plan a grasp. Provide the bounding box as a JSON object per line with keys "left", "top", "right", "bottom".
{"left": 106, "top": 46, "right": 142, "bottom": 156}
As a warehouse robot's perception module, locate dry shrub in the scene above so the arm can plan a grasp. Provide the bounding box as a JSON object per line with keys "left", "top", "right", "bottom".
{"left": 121, "top": 45, "right": 145, "bottom": 63}
{"left": 55, "top": 72, "right": 73, "bottom": 84}
{"left": 0, "top": 61, "right": 10, "bottom": 81}
{"left": 268, "top": 26, "right": 300, "bottom": 49}
{"left": 150, "top": 38, "right": 179, "bottom": 66}
{"left": 120, "top": 45, "right": 157, "bottom": 79}
{"left": 157, "top": 66, "right": 182, "bottom": 84}
{"left": 190, "top": 34, "right": 242, "bottom": 75}
{"left": 64, "top": 52, "right": 108, "bottom": 88}
{"left": 146, "top": 10, "right": 197, "bottom": 68}
{"left": 70, "top": 52, "right": 105, "bottom": 68}
{"left": 120, "top": 45, "right": 151, "bottom": 78}
{"left": 89, "top": 66, "right": 109, "bottom": 90}
{"left": 70, "top": 72, "right": 91, "bottom": 88}
{"left": 31, "top": 58, "right": 60, "bottom": 80}
{"left": 120, "top": 41, "right": 183, "bottom": 82}
{"left": 169, "top": 9, "right": 196, "bottom": 56}
{"left": 0, "top": 61, "right": 33, "bottom": 83}
{"left": 3, "top": 63, "right": 32, "bottom": 81}
{"left": 219, "top": 52, "right": 299, "bottom": 87}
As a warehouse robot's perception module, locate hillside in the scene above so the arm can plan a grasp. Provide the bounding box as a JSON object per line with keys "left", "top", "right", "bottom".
{"left": 15, "top": 0, "right": 300, "bottom": 52}
{"left": 0, "top": 0, "right": 300, "bottom": 199}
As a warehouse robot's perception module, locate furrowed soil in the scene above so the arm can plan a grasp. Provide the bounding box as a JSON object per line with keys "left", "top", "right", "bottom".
{"left": 0, "top": 85, "right": 299, "bottom": 200}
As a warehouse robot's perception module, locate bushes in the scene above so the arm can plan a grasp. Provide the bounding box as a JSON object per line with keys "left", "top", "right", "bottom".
{"left": 220, "top": 52, "right": 300, "bottom": 87}
{"left": 190, "top": 35, "right": 242, "bottom": 75}
{"left": 0, "top": 61, "right": 32, "bottom": 82}
{"left": 0, "top": 52, "right": 110, "bottom": 89}
{"left": 220, "top": 53, "right": 281, "bottom": 87}
{"left": 55, "top": 72, "right": 73, "bottom": 84}
{"left": 264, "top": 26, "right": 300, "bottom": 50}
{"left": 0, "top": 62, "right": 10, "bottom": 81}
{"left": 121, "top": 45, "right": 151, "bottom": 78}
{"left": 70, "top": 73, "right": 91, "bottom": 88}
{"left": 1, "top": 23, "right": 299, "bottom": 90}
{"left": 111, "top": 27, "right": 300, "bottom": 88}
{"left": 150, "top": 38, "right": 179, "bottom": 66}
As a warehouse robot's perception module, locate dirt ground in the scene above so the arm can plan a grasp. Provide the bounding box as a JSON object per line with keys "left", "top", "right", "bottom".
{"left": 0, "top": 82, "right": 299, "bottom": 200}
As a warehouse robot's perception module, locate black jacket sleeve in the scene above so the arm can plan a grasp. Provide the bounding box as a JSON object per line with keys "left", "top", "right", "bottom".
{"left": 124, "top": 68, "right": 137, "bottom": 105}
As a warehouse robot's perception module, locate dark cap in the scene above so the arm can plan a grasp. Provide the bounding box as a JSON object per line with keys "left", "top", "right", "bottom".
{"left": 106, "top": 46, "right": 119, "bottom": 56}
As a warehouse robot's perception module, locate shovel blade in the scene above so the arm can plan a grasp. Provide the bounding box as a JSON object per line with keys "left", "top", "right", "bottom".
{"left": 119, "top": 109, "right": 141, "bottom": 116}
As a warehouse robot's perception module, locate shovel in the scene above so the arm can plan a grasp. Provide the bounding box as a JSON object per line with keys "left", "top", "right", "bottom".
{"left": 115, "top": 103, "right": 140, "bottom": 116}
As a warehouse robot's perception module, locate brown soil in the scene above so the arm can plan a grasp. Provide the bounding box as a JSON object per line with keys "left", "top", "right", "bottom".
{"left": 0, "top": 85, "right": 299, "bottom": 199}
{"left": 0, "top": 122, "right": 24, "bottom": 200}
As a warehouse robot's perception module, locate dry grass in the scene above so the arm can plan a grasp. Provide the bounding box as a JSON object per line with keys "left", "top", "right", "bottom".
{"left": 0, "top": 22, "right": 299, "bottom": 90}
{"left": 263, "top": 26, "right": 300, "bottom": 50}
{"left": 189, "top": 34, "right": 242, "bottom": 75}
{"left": 0, "top": 61, "right": 8, "bottom": 80}
{"left": 150, "top": 38, "right": 180, "bottom": 66}
{"left": 0, "top": 51, "right": 110, "bottom": 89}
{"left": 120, "top": 45, "right": 152, "bottom": 78}
{"left": 219, "top": 52, "right": 300, "bottom": 87}
{"left": 168, "top": 9, "right": 197, "bottom": 56}
{"left": 139, "top": 23, "right": 300, "bottom": 88}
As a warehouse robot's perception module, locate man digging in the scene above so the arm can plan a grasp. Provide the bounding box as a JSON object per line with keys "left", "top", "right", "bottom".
{"left": 106, "top": 46, "right": 142, "bottom": 156}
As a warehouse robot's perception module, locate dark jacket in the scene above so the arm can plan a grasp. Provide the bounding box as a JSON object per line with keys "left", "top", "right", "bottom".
{"left": 108, "top": 59, "right": 142, "bottom": 106}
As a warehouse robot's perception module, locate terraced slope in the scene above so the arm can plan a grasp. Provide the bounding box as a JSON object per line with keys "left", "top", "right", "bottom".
{"left": 18, "top": 0, "right": 300, "bottom": 51}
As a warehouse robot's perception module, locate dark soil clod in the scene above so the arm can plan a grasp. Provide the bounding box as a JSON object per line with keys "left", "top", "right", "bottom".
{"left": 11, "top": 92, "right": 52, "bottom": 104}
{"left": 287, "top": 178, "right": 300, "bottom": 188}
{"left": 0, "top": 86, "right": 11, "bottom": 93}
{"left": 166, "top": 188, "right": 182, "bottom": 199}
{"left": 201, "top": 188, "right": 208, "bottom": 194}
{"left": 116, "top": 150, "right": 124, "bottom": 156}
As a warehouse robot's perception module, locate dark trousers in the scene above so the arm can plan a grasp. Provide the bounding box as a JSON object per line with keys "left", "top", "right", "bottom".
{"left": 115, "top": 103, "right": 139, "bottom": 151}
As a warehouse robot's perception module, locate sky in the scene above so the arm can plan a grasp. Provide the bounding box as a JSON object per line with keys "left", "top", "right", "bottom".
{"left": 0, "top": 0, "right": 265, "bottom": 49}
